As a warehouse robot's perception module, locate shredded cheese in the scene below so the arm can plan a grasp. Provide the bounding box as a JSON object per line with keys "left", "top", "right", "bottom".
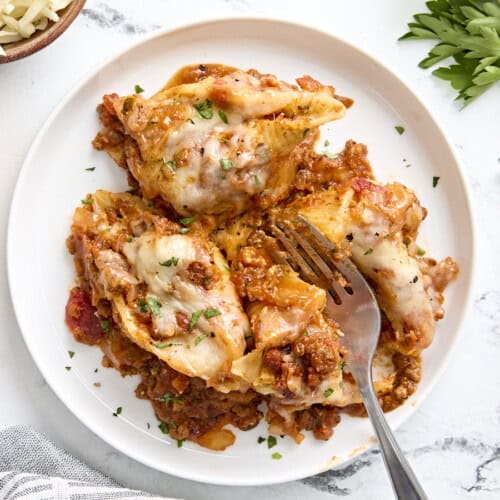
{"left": 0, "top": 0, "right": 73, "bottom": 56}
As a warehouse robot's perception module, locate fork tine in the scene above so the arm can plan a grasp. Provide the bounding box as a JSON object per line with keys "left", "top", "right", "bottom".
{"left": 269, "top": 223, "right": 324, "bottom": 287}
{"left": 297, "top": 214, "right": 368, "bottom": 291}
{"left": 276, "top": 220, "right": 349, "bottom": 302}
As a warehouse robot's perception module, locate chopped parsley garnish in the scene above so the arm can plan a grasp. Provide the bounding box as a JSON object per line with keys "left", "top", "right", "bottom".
{"left": 303, "top": 128, "right": 310, "bottom": 137}
{"left": 218, "top": 109, "right": 228, "bottom": 124}
{"left": 68, "top": 351, "right": 75, "bottom": 358}
{"left": 324, "top": 388, "right": 334, "bottom": 398}
{"left": 267, "top": 435, "right": 278, "bottom": 449}
{"left": 395, "top": 125, "right": 405, "bottom": 135}
{"left": 85, "top": 167, "right": 95, "bottom": 171}
{"left": 177, "top": 439, "right": 185, "bottom": 448}
{"left": 433, "top": 176, "right": 440, "bottom": 188}
{"left": 194, "top": 333, "right": 208, "bottom": 345}
{"left": 138, "top": 299, "right": 149, "bottom": 314}
{"left": 416, "top": 247, "right": 426, "bottom": 256}
{"left": 146, "top": 297, "right": 162, "bottom": 316}
{"left": 155, "top": 342, "right": 180, "bottom": 349}
{"left": 113, "top": 406, "right": 122, "bottom": 417}
{"left": 100, "top": 320, "right": 111, "bottom": 337}
{"left": 257, "top": 436, "right": 266, "bottom": 444}
{"left": 81, "top": 198, "right": 93, "bottom": 205}
{"left": 135, "top": 84, "right": 144, "bottom": 94}
{"left": 147, "top": 422, "right": 151, "bottom": 429}
{"left": 158, "top": 422, "right": 170, "bottom": 434}
{"left": 338, "top": 361, "right": 346, "bottom": 371}
{"left": 158, "top": 392, "right": 183, "bottom": 404}
{"left": 165, "top": 160, "right": 177, "bottom": 172}
{"left": 204, "top": 308, "right": 221, "bottom": 319}
{"left": 65, "top": 366, "right": 71, "bottom": 371}
{"left": 364, "top": 248, "right": 374, "bottom": 255}
{"left": 122, "top": 97, "right": 133, "bottom": 114}
{"left": 324, "top": 139, "right": 330, "bottom": 147}
{"left": 189, "top": 310, "right": 203, "bottom": 332}
{"left": 223, "top": 264, "right": 231, "bottom": 272}
{"left": 94, "top": 368, "right": 98, "bottom": 373}
{"left": 179, "top": 227, "right": 190, "bottom": 234}
{"left": 220, "top": 158, "right": 233, "bottom": 171}
{"left": 254, "top": 175, "right": 262, "bottom": 186}
{"left": 271, "top": 452, "right": 282, "bottom": 460}
{"left": 160, "top": 257, "right": 179, "bottom": 267}
{"left": 180, "top": 216, "right": 196, "bottom": 226}
{"left": 193, "top": 99, "right": 213, "bottom": 119}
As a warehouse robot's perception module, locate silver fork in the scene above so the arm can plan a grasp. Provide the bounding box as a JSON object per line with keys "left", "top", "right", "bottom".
{"left": 269, "top": 215, "right": 428, "bottom": 500}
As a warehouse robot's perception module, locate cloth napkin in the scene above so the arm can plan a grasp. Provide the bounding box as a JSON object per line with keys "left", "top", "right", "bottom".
{"left": 0, "top": 425, "right": 179, "bottom": 500}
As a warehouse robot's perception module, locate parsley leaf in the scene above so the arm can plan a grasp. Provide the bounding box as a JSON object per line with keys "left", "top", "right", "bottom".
{"left": 158, "top": 422, "right": 170, "bottom": 434}
{"left": 399, "top": 2, "right": 500, "bottom": 106}
{"left": 146, "top": 297, "right": 162, "bottom": 316}
{"left": 68, "top": 351, "right": 75, "bottom": 358}
{"left": 433, "top": 176, "right": 440, "bottom": 188}
{"left": 135, "top": 84, "right": 144, "bottom": 94}
{"left": 204, "top": 308, "right": 221, "bottom": 319}
{"left": 158, "top": 392, "right": 183, "bottom": 404}
{"left": 122, "top": 97, "right": 133, "bottom": 114}
{"left": 113, "top": 406, "right": 122, "bottom": 417}
{"left": 267, "top": 435, "right": 278, "bottom": 449}
{"left": 160, "top": 257, "right": 179, "bottom": 267}
{"left": 257, "top": 436, "right": 266, "bottom": 444}
{"left": 81, "top": 198, "right": 93, "bottom": 205}
{"left": 100, "top": 320, "right": 111, "bottom": 337}
{"left": 194, "top": 333, "right": 208, "bottom": 345}
{"left": 395, "top": 125, "right": 405, "bottom": 135}
{"left": 416, "top": 247, "right": 426, "bottom": 256}
{"left": 324, "top": 388, "right": 334, "bottom": 398}
{"left": 364, "top": 248, "right": 374, "bottom": 255}
{"left": 179, "top": 216, "right": 196, "bottom": 226}
{"left": 155, "top": 342, "right": 181, "bottom": 349}
{"left": 165, "top": 160, "right": 177, "bottom": 172}
{"left": 271, "top": 452, "right": 282, "bottom": 460}
{"left": 85, "top": 167, "right": 95, "bottom": 171}
{"left": 220, "top": 158, "right": 233, "bottom": 171}
{"left": 194, "top": 99, "right": 213, "bottom": 119}
{"left": 218, "top": 109, "right": 228, "bottom": 123}
{"left": 303, "top": 128, "right": 310, "bottom": 137}
{"left": 189, "top": 310, "right": 203, "bottom": 332}
{"left": 177, "top": 439, "right": 184, "bottom": 448}
{"left": 254, "top": 175, "right": 262, "bottom": 186}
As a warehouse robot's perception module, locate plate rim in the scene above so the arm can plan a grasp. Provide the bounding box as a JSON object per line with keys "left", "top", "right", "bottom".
{"left": 7, "top": 15, "right": 476, "bottom": 486}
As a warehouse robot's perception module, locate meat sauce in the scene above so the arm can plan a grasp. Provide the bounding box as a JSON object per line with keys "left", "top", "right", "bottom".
{"left": 65, "top": 286, "right": 347, "bottom": 447}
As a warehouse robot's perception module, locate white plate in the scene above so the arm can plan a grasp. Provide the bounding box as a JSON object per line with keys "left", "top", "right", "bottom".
{"left": 7, "top": 18, "right": 475, "bottom": 486}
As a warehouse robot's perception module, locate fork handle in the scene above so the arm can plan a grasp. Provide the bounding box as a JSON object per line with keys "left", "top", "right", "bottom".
{"left": 360, "top": 383, "right": 428, "bottom": 500}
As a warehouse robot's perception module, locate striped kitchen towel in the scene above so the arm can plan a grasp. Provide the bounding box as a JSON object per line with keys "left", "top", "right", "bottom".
{"left": 0, "top": 426, "right": 179, "bottom": 500}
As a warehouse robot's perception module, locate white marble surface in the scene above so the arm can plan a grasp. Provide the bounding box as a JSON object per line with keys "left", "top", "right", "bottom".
{"left": 1, "top": 1, "right": 499, "bottom": 498}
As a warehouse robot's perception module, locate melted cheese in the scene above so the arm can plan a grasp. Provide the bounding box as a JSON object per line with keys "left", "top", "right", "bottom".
{"left": 295, "top": 181, "right": 435, "bottom": 350}
{"left": 110, "top": 66, "right": 346, "bottom": 216}
{"left": 118, "top": 230, "right": 249, "bottom": 382}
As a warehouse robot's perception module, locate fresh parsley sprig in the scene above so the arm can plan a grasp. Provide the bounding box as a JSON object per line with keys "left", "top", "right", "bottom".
{"left": 399, "top": 0, "right": 500, "bottom": 106}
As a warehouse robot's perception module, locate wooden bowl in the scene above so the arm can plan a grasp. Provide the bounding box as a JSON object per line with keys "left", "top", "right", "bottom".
{"left": 0, "top": 0, "right": 86, "bottom": 64}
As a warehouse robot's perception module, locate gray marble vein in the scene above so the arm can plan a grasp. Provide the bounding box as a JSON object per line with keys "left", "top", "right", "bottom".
{"left": 304, "top": 437, "right": 500, "bottom": 496}
{"left": 81, "top": 3, "right": 160, "bottom": 34}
